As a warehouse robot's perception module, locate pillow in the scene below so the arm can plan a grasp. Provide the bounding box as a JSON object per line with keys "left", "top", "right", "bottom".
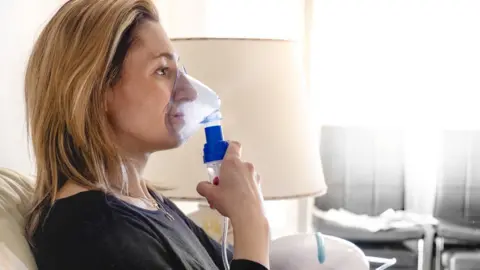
{"left": 0, "top": 168, "right": 37, "bottom": 269}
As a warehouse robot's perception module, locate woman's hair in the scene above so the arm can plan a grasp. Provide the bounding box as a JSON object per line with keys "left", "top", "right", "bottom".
{"left": 24, "top": 0, "right": 159, "bottom": 242}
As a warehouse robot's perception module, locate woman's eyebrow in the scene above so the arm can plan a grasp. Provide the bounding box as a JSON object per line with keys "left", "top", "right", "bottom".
{"left": 150, "top": 51, "right": 178, "bottom": 61}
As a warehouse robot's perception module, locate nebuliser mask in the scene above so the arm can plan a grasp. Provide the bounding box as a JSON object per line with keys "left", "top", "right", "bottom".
{"left": 171, "top": 68, "right": 231, "bottom": 269}
{"left": 171, "top": 70, "right": 221, "bottom": 142}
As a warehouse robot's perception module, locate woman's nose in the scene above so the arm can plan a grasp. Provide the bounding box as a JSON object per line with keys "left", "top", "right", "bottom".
{"left": 173, "top": 72, "right": 198, "bottom": 102}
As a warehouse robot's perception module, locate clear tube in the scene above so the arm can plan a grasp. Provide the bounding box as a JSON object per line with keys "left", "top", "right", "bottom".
{"left": 221, "top": 217, "right": 230, "bottom": 270}
{"left": 366, "top": 256, "right": 397, "bottom": 270}
{"left": 206, "top": 161, "right": 230, "bottom": 270}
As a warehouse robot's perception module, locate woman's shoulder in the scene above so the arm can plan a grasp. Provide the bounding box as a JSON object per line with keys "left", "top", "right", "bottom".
{"left": 49, "top": 181, "right": 114, "bottom": 222}
{"left": 35, "top": 187, "right": 164, "bottom": 243}
{"left": 32, "top": 190, "right": 178, "bottom": 269}
{"left": 36, "top": 190, "right": 116, "bottom": 238}
{"left": 47, "top": 180, "right": 126, "bottom": 224}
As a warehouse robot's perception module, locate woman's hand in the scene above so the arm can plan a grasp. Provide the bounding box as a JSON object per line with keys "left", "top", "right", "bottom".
{"left": 196, "top": 141, "right": 265, "bottom": 223}
{"left": 196, "top": 141, "right": 270, "bottom": 268}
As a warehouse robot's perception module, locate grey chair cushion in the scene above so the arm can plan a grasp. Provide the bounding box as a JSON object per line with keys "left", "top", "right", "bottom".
{"left": 313, "top": 216, "right": 424, "bottom": 243}
{"left": 437, "top": 221, "right": 480, "bottom": 243}
{"left": 442, "top": 250, "right": 480, "bottom": 270}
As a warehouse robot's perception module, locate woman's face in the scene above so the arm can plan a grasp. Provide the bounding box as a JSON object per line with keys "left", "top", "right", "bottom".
{"left": 106, "top": 21, "right": 196, "bottom": 154}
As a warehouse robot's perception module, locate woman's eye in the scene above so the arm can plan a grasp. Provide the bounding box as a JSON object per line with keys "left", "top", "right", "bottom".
{"left": 156, "top": 67, "right": 169, "bottom": 76}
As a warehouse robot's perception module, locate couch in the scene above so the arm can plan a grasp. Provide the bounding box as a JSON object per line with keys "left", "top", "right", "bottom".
{"left": 0, "top": 168, "right": 37, "bottom": 269}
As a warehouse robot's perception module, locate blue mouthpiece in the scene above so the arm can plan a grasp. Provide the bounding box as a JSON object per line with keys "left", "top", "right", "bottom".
{"left": 203, "top": 114, "right": 228, "bottom": 163}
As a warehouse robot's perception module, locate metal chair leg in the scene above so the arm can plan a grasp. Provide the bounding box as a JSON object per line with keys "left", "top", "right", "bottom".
{"left": 421, "top": 226, "right": 435, "bottom": 270}
{"left": 435, "top": 237, "right": 445, "bottom": 270}
{"left": 417, "top": 239, "right": 425, "bottom": 270}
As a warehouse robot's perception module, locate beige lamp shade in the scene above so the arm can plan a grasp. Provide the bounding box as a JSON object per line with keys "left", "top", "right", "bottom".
{"left": 143, "top": 38, "right": 326, "bottom": 200}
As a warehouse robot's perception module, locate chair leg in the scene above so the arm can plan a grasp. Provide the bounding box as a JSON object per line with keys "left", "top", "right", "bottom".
{"left": 417, "top": 239, "right": 425, "bottom": 270}
{"left": 421, "top": 226, "right": 435, "bottom": 270}
{"left": 435, "top": 237, "right": 445, "bottom": 270}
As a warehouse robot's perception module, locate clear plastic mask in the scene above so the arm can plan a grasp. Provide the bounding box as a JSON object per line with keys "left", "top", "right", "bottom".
{"left": 171, "top": 68, "right": 221, "bottom": 142}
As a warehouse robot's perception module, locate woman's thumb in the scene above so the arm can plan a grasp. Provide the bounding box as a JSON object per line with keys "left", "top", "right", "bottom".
{"left": 196, "top": 181, "right": 217, "bottom": 200}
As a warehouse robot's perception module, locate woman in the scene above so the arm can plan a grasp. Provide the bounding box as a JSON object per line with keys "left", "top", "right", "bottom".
{"left": 24, "top": 0, "right": 269, "bottom": 269}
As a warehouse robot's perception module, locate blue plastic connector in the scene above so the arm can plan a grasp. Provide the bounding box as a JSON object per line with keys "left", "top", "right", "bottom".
{"left": 203, "top": 125, "right": 228, "bottom": 163}
{"left": 202, "top": 111, "right": 228, "bottom": 163}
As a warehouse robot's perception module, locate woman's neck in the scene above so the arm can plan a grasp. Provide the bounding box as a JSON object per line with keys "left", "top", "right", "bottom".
{"left": 56, "top": 151, "right": 155, "bottom": 208}
{"left": 116, "top": 152, "right": 151, "bottom": 199}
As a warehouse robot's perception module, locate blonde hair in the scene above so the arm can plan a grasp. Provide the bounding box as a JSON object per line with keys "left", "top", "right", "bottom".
{"left": 24, "top": 0, "right": 158, "bottom": 242}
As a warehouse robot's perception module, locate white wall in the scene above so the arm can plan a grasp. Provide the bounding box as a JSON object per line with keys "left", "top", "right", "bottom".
{"left": 0, "top": 1, "right": 60, "bottom": 176}
{"left": 157, "top": 0, "right": 304, "bottom": 40}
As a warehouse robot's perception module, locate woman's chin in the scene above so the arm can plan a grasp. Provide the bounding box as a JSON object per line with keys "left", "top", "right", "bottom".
{"left": 158, "top": 134, "right": 186, "bottom": 150}
{"left": 171, "top": 137, "right": 187, "bottom": 148}
{"left": 160, "top": 124, "right": 187, "bottom": 150}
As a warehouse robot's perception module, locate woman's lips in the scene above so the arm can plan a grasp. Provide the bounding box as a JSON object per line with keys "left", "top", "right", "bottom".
{"left": 170, "top": 112, "right": 185, "bottom": 125}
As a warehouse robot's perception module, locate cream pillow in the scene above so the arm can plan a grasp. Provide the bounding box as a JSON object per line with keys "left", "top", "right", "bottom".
{"left": 0, "top": 168, "right": 37, "bottom": 270}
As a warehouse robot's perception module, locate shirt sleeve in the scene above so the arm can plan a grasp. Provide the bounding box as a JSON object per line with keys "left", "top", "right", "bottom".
{"left": 231, "top": 260, "right": 268, "bottom": 270}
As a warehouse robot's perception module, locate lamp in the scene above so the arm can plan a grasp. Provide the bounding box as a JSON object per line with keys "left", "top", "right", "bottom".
{"left": 143, "top": 38, "right": 326, "bottom": 241}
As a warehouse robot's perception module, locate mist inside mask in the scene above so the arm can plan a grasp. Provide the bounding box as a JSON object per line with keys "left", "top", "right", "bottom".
{"left": 172, "top": 71, "right": 221, "bottom": 142}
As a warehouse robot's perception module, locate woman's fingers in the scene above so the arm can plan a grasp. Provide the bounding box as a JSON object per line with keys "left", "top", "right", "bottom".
{"left": 196, "top": 140, "right": 265, "bottom": 221}
{"left": 255, "top": 172, "right": 261, "bottom": 185}
{"left": 197, "top": 181, "right": 219, "bottom": 209}
{"left": 224, "top": 141, "right": 242, "bottom": 160}
{"left": 196, "top": 181, "right": 217, "bottom": 200}
{"left": 245, "top": 162, "right": 255, "bottom": 174}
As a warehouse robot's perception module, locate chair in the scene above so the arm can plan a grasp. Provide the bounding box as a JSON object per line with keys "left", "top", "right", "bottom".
{"left": 0, "top": 168, "right": 37, "bottom": 269}
{"left": 433, "top": 130, "right": 480, "bottom": 270}
{"left": 314, "top": 126, "right": 430, "bottom": 270}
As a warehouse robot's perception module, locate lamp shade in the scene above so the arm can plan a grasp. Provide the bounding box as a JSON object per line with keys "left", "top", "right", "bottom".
{"left": 143, "top": 38, "right": 326, "bottom": 200}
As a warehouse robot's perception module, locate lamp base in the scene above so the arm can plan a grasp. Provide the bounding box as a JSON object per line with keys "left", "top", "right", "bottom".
{"left": 187, "top": 202, "right": 234, "bottom": 244}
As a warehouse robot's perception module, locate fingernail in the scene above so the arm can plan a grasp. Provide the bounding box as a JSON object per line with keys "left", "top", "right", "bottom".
{"left": 213, "top": 177, "right": 219, "bottom": 185}
{"left": 209, "top": 204, "right": 214, "bottom": 209}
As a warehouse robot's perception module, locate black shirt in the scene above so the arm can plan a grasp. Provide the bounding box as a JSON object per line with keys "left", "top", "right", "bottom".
{"left": 32, "top": 190, "right": 267, "bottom": 270}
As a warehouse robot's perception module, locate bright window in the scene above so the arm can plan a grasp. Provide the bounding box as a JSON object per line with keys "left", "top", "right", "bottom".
{"left": 310, "top": 0, "right": 480, "bottom": 129}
